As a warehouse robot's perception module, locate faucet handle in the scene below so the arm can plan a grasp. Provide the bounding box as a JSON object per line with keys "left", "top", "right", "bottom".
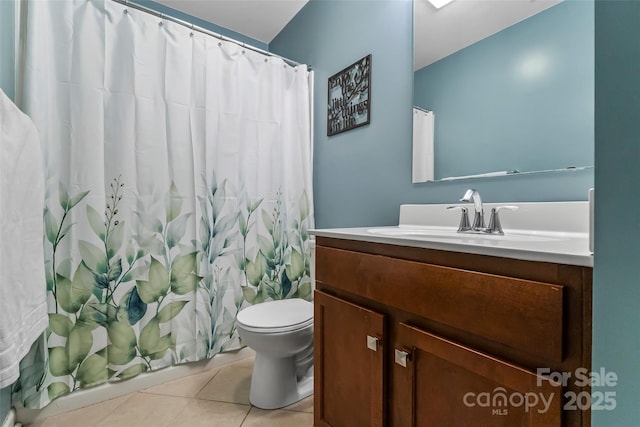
{"left": 487, "top": 205, "right": 519, "bottom": 234}
{"left": 447, "top": 206, "right": 471, "bottom": 232}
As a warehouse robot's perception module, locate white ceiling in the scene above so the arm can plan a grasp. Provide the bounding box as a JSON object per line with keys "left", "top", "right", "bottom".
{"left": 153, "top": 0, "right": 562, "bottom": 70}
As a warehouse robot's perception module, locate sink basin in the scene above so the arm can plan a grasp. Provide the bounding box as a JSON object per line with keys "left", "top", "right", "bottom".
{"left": 366, "top": 227, "right": 562, "bottom": 243}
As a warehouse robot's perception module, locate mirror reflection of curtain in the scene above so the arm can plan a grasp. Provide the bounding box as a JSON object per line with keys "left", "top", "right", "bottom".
{"left": 412, "top": 108, "right": 434, "bottom": 183}
{"left": 13, "top": 0, "right": 314, "bottom": 409}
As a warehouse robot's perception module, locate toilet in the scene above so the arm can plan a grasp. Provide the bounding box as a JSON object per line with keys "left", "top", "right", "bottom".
{"left": 236, "top": 298, "right": 314, "bottom": 409}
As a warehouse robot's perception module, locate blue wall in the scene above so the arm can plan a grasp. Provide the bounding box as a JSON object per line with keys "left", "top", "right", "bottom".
{"left": 414, "top": 1, "right": 594, "bottom": 179}
{"left": 0, "top": 0, "right": 15, "bottom": 100}
{"left": 271, "top": 0, "right": 417, "bottom": 228}
{"left": 273, "top": 1, "right": 640, "bottom": 424}
{"left": 593, "top": 0, "right": 640, "bottom": 425}
{"left": 0, "top": 0, "right": 15, "bottom": 422}
{"left": 271, "top": 0, "right": 593, "bottom": 229}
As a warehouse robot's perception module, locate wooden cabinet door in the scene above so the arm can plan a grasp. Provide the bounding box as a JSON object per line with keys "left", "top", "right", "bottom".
{"left": 314, "top": 290, "right": 386, "bottom": 427}
{"left": 394, "top": 323, "right": 562, "bottom": 427}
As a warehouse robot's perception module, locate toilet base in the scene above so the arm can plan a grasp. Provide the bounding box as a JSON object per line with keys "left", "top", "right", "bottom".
{"left": 249, "top": 352, "right": 313, "bottom": 409}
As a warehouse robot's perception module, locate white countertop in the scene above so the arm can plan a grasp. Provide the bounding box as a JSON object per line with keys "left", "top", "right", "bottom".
{"left": 311, "top": 226, "right": 592, "bottom": 267}
{"left": 310, "top": 202, "right": 594, "bottom": 267}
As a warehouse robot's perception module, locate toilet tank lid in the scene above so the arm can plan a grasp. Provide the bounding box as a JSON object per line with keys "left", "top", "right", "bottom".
{"left": 236, "top": 298, "right": 313, "bottom": 329}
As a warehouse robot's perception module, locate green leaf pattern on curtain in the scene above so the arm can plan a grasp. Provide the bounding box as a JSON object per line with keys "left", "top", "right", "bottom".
{"left": 13, "top": 173, "right": 312, "bottom": 408}
{"left": 14, "top": 0, "right": 314, "bottom": 409}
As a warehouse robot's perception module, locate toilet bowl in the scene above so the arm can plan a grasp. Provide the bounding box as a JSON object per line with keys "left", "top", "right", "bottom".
{"left": 236, "top": 298, "right": 314, "bottom": 409}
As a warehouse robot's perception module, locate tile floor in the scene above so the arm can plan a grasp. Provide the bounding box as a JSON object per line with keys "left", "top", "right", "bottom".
{"left": 26, "top": 356, "right": 314, "bottom": 427}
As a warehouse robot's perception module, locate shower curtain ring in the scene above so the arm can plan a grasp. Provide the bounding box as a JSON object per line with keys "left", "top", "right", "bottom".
{"left": 159, "top": 13, "right": 164, "bottom": 26}
{"left": 190, "top": 23, "right": 194, "bottom": 37}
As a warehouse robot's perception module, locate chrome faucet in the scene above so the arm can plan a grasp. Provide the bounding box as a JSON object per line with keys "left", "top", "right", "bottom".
{"left": 449, "top": 188, "right": 519, "bottom": 234}
{"left": 460, "top": 188, "right": 485, "bottom": 230}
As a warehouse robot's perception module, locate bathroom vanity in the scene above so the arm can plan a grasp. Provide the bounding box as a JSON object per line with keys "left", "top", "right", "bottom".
{"left": 311, "top": 202, "right": 593, "bottom": 427}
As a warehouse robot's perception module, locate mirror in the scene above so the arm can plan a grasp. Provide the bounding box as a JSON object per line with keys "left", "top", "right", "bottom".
{"left": 413, "top": 0, "right": 594, "bottom": 181}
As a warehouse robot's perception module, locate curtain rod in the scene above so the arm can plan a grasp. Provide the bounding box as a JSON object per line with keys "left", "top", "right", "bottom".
{"left": 413, "top": 106, "right": 432, "bottom": 113}
{"left": 111, "top": 0, "right": 310, "bottom": 70}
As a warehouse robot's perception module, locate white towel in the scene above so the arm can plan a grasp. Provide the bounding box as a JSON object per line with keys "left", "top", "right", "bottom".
{"left": 0, "top": 88, "right": 48, "bottom": 388}
{"left": 412, "top": 108, "right": 434, "bottom": 183}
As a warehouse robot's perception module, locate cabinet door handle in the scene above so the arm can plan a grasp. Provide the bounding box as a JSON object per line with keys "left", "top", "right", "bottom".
{"left": 395, "top": 349, "right": 410, "bottom": 367}
{"left": 366, "top": 335, "right": 379, "bottom": 351}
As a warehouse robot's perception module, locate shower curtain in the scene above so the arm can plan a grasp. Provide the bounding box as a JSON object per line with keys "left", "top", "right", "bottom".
{"left": 13, "top": 0, "right": 314, "bottom": 409}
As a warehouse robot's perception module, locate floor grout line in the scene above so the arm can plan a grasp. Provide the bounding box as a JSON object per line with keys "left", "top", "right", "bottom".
{"left": 238, "top": 405, "right": 254, "bottom": 427}
{"left": 25, "top": 357, "right": 314, "bottom": 426}
{"left": 132, "top": 391, "right": 312, "bottom": 414}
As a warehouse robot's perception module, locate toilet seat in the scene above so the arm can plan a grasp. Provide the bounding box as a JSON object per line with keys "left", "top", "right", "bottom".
{"left": 237, "top": 298, "right": 313, "bottom": 334}
{"left": 237, "top": 317, "right": 313, "bottom": 334}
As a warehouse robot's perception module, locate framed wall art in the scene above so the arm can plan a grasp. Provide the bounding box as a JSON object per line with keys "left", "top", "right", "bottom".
{"left": 327, "top": 54, "right": 371, "bottom": 136}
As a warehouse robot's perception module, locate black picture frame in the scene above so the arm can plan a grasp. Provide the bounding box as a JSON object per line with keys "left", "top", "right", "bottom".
{"left": 327, "top": 54, "right": 371, "bottom": 136}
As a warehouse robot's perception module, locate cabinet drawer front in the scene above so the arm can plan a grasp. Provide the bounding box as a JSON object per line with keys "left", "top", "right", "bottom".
{"left": 395, "top": 323, "right": 562, "bottom": 427}
{"left": 316, "top": 246, "right": 564, "bottom": 362}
